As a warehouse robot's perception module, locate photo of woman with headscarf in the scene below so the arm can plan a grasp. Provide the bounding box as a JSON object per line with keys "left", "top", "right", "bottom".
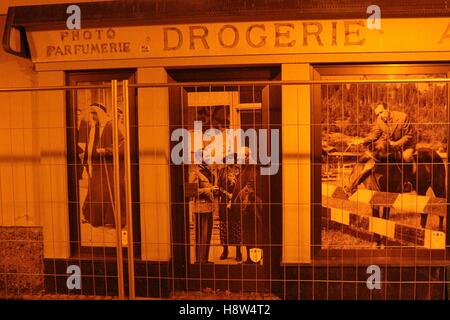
{"left": 233, "top": 147, "right": 264, "bottom": 264}
{"left": 81, "top": 102, "right": 126, "bottom": 228}
{"left": 217, "top": 156, "right": 242, "bottom": 261}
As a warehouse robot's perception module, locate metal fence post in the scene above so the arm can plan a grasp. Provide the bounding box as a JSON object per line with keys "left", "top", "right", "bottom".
{"left": 122, "top": 79, "right": 136, "bottom": 299}
{"left": 112, "top": 79, "right": 125, "bottom": 299}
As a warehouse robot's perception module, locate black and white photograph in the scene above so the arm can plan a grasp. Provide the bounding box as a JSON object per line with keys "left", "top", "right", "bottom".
{"left": 3, "top": 0, "right": 450, "bottom": 302}
{"left": 184, "top": 95, "right": 265, "bottom": 265}
{"left": 70, "top": 81, "right": 128, "bottom": 247}
{"left": 321, "top": 74, "right": 448, "bottom": 249}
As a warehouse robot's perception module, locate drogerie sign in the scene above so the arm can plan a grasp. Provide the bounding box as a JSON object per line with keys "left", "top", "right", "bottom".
{"left": 47, "top": 20, "right": 367, "bottom": 57}
{"left": 28, "top": 18, "right": 450, "bottom": 62}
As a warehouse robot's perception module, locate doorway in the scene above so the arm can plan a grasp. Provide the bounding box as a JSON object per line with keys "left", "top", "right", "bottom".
{"left": 168, "top": 67, "right": 282, "bottom": 296}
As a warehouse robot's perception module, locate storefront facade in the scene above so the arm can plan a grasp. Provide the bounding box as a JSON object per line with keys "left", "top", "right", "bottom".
{"left": 2, "top": 0, "right": 450, "bottom": 299}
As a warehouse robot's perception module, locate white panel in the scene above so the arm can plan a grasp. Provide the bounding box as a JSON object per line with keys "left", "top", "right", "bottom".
{"left": 330, "top": 208, "right": 350, "bottom": 226}
{"left": 349, "top": 189, "right": 374, "bottom": 204}
{"left": 424, "top": 230, "right": 446, "bottom": 249}
{"left": 369, "top": 217, "right": 395, "bottom": 239}
{"left": 322, "top": 183, "right": 337, "bottom": 198}
{"left": 188, "top": 91, "right": 238, "bottom": 107}
{"left": 393, "top": 193, "right": 429, "bottom": 214}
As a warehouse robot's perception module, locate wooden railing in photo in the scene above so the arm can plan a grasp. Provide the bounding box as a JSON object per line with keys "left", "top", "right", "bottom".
{"left": 322, "top": 183, "right": 447, "bottom": 249}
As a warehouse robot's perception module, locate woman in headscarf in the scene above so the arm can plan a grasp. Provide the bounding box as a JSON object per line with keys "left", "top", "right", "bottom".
{"left": 82, "top": 103, "right": 126, "bottom": 228}
{"left": 217, "top": 153, "right": 242, "bottom": 261}
{"left": 233, "top": 147, "right": 264, "bottom": 264}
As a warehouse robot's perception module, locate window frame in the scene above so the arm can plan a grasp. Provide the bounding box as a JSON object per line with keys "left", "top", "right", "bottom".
{"left": 311, "top": 64, "right": 450, "bottom": 263}
{"left": 65, "top": 69, "right": 140, "bottom": 258}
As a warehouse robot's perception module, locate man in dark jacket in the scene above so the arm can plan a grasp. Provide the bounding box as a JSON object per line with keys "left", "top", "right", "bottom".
{"left": 189, "top": 161, "right": 218, "bottom": 264}
{"left": 344, "top": 102, "right": 416, "bottom": 196}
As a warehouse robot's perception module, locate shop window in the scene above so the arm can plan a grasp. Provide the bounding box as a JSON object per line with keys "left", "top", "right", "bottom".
{"left": 66, "top": 70, "right": 140, "bottom": 257}
{"left": 313, "top": 65, "right": 450, "bottom": 258}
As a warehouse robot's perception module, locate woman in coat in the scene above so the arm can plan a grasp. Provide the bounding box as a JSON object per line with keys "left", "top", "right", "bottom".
{"left": 82, "top": 103, "right": 126, "bottom": 228}
{"left": 217, "top": 158, "right": 242, "bottom": 261}
{"left": 229, "top": 147, "right": 264, "bottom": 264}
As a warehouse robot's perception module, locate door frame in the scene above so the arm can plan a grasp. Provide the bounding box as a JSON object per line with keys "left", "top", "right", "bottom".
{"left": 167, "top": 66, "right": 283, "bottom": 295}
{"left": 66, "top": 69, "right": 141, "bottom": 258}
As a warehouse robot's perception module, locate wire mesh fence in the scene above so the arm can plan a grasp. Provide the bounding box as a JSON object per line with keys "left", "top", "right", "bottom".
{"left": 1, "top": 74, "right": 450, "bottom": 300}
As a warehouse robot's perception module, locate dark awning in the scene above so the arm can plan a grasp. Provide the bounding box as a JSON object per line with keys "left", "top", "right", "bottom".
{"left": 4, "top": 0, "right": 450, "bottom": 58}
